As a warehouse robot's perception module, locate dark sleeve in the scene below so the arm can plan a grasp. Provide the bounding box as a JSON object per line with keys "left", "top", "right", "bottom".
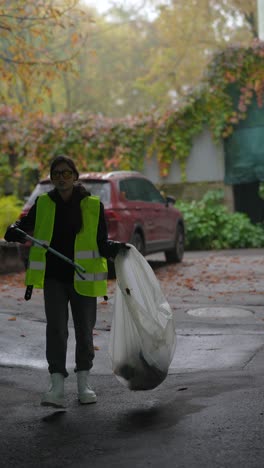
{"left": 4, "top": 201, "right": 37, "bottom": 242}
{"left": 97, "top": 202, "right": 122, "bottom": 259}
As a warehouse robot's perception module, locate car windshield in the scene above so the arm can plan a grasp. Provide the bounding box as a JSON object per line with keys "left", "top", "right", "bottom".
{"left": 23, "top": 179, "right": 111, "bottom": 211}
{"left": 23, "top": 182, "right": 53, "bottom": 210}
{"left": 81, "top": 181, "right": 111, "bottom": 205}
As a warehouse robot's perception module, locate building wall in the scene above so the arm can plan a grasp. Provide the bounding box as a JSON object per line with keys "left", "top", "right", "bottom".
{"left": 143, "top": 127, "right": 225, "bottom": 183}
{"left": 143, "top": 127, "right": 234, "bottom": 211}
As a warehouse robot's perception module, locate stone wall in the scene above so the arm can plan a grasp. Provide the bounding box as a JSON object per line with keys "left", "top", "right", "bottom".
{"left": 0, "top": 241, "right": 24, "bottom": 274}
{"left": 157, "top": 181, "right": 234, "bottom": 212}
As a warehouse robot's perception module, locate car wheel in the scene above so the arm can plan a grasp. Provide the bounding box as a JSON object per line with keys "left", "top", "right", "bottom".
{"left": 165, "top": 224, "right": 184, "bottom": 263}
{"left": 131, "top": 231, "right": 145, "bottom": 256}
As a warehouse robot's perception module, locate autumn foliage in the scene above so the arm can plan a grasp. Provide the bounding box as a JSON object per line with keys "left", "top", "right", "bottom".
{"left": 0, "top": 0, "right": 93, "bottom": 112}
{"left": 1, "top": 39, "right": 264, "bottom": 192}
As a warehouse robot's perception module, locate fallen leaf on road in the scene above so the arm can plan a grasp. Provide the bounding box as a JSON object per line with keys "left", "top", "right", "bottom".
{"left": 230, "top": 258, "right": 241, "bottom": 263}
{"left": 8, "top": 317, "right": 16, "bottom": 321}
{"left": 94, "top": 346, "right": 100, "bottom": 351}
{"left": 0, "top": 272, "right": 25, "bottom": 288}
{"left": 184, "top": 278, "right": 196, "bottom": 290}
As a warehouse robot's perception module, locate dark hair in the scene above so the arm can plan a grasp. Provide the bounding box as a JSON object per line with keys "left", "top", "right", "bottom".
{"left": 50, "top": 155, "right": 79, "bottom": 179}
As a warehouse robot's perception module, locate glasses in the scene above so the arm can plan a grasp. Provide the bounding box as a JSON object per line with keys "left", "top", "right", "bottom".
{"left": 51, "top": 170, "right": 73, "bottom": 180}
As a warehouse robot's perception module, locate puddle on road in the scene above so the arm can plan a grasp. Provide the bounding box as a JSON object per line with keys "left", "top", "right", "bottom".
{"left": 187, "top": 307, "right": 253, "bottom": 318}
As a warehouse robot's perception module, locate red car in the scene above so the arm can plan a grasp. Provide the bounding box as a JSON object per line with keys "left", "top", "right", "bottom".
{"left": 20, "top": 171, "right": 184, "bottom": 271}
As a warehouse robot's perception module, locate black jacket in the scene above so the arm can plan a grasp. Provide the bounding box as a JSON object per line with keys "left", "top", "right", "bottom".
{"left": 5, "top": 184, "right": 121, "bottom": 282}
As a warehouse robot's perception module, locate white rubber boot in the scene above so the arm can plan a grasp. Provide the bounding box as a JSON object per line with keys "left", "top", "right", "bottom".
{"left": 77, "top": 371, "right": 97, "bottom": 404}
{"left": 41, "top": 373, "right": 65, "bottom": 408}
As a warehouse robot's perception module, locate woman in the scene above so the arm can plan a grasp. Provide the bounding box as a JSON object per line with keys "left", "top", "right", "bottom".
{"left": 5, "top": 155, "right": 129, "bottom": 408}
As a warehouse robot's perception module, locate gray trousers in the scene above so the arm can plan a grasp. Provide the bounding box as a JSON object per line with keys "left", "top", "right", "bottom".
{"left": 43, "top": 278, "right": 97, "bottom": 377}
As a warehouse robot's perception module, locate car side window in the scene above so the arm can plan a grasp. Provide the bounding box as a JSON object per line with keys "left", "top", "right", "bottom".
{"left": 140, "top": 180, "right": 165, "bottom": 203}
{"left": 120, "top": 178, "right": 165, "bottom": 203}
{"left": 120, "top": 179, "right": 139, "bottom": 200}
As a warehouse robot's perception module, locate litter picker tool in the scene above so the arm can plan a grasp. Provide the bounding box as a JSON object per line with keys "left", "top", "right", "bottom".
{"left": 15, "top": 227, "right": 86, "bottom": 300}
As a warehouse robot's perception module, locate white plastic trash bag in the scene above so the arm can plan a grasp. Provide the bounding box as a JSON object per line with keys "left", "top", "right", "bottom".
{"left": 109, "top": 244, "right": 176, "bottom": 391}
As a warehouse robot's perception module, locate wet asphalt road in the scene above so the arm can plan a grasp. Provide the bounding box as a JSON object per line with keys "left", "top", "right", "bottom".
{"left": 1, "top": 249, "right": 264, "bottom": 467}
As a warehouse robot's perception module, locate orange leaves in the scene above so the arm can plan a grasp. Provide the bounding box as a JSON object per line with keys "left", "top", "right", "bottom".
{"left": 89, "top": 49, "right": 97, "bottom": 58}
{"left": 224, "top": 71, "right": 236, "bottom": 83}
{"left": 71, "top": 33, "right": 79, "bottom": 46}
{"left": 183, "top": 278, "right": 197, "bottom": 291}
{"left": 254, "top": 79, "right": 263, "bottom": 93}
{"left": 45, "top": 86, "right": 52, "bottom": 97}
{"left": 0, "top": 272, "right": 25, "bottom": 291}
{"left": 154, "top": 253, "right": 264, "bottom": 301}
{"left": 230, "top": 257, "right": 241, "bottom": 264}
{"left": 50, "top": 8, "right": 63, "bottom": 21}
{"left": 0, "top": 1, "right": 95, "bottom": 110}
{"left": 226, "top": 275, "right": 240, "bottom": 281}
{"left": 0, "top": 21, "right": 11, "bottom": 32}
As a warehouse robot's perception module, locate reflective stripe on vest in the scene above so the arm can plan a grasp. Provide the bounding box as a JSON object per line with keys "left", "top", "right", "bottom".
{"left": 25, "top": 193, "right": 108, "bottom": 297}
{"left": 28, "top": 261, "right": 45, "bottom": 271}
{"left": 74, "top": 272, "right": 108, "bottom": 281}
{"left": 76, "top": 250, "right": 101, "bottom": 259}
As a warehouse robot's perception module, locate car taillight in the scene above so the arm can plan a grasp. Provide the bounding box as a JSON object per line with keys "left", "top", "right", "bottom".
{"left": 19, "top": 210, "right": 28, "bottom": 219}
{"left": 105, "top": 209, "right": 122, "bottom": 222}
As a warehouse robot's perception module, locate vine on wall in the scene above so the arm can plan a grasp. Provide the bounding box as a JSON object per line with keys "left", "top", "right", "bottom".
{"left": 1, "top": 40, "right": 264, "bottom": 194}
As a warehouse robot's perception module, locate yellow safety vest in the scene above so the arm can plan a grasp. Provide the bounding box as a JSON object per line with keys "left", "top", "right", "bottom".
{"left": 25, "top": 193, "right": 108, "bottom": 297}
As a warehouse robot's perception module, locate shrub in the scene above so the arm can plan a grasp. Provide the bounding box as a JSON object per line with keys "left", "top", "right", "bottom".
{"left": 175, "top": 190, "right": 264, "bottom": 250}
{"left": 0, "top": 196, "right": 22, "bottom": 239}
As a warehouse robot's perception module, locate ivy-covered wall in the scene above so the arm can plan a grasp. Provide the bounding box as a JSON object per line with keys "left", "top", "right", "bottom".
{"left": 0, "top": 40, "right": 264, "bottom": 199}
{"left": 143, "top": 127, "right": 224, "bottom": 184}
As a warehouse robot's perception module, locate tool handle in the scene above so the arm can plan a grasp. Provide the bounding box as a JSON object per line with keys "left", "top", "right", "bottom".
{"left": 15, "top": 228, "right": 47, "bottom": 248}
{"left": 15, "top": 227, "right": 86, "bottom": 273}
{"left": 24, "top": 285, "right": 33, "bottom": 301}
{"left": 76, "top": 270, "right": 86, "bottom": 280}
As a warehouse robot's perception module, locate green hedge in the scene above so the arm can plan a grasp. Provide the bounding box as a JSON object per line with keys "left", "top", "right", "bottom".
{"left": 175, "top": 190, "right": 264, "bottom": 250}
{"left": 0, "top": 196, "right": 22, "bottom": 238}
